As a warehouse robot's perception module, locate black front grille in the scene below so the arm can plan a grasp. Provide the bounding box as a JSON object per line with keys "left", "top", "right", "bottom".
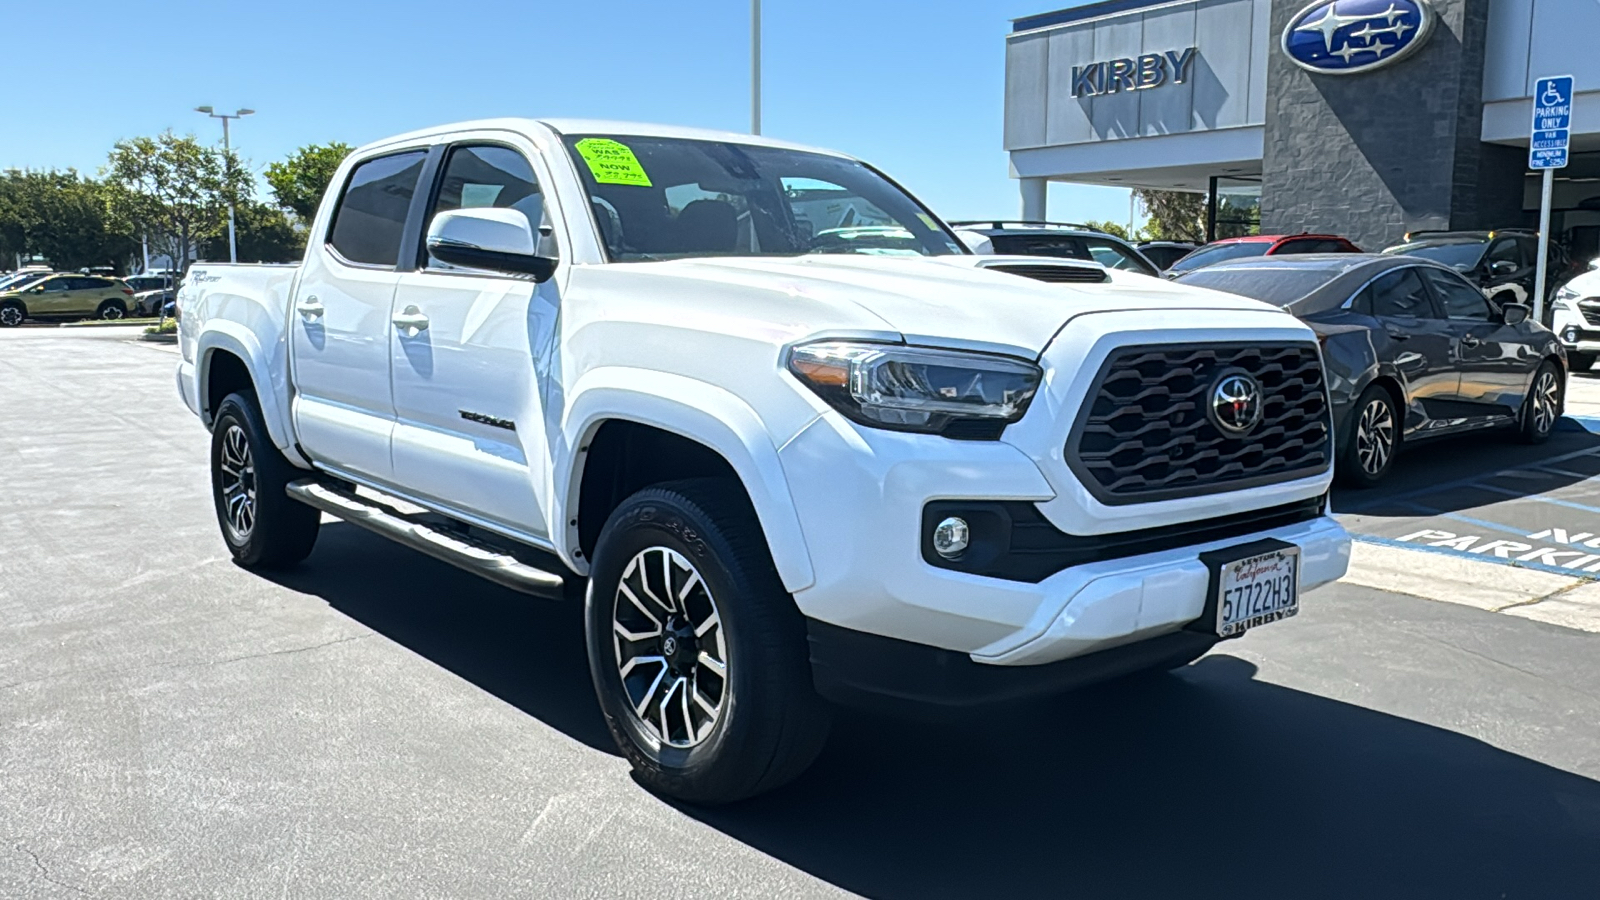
{"left": 986, "top": 263, "right": 1109, "bottom": 284}
{"left": 1580, "top": 301, "right": 1600, "bottom": 327}
{"left": 1067, "top": 343, "right": 1331, "bottom": 504}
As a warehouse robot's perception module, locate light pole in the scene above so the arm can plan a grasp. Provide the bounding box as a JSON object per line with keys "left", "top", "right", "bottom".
{"left": 195, "top": 106, "right": 254, "bottom": 263}
{"left": 751, "top": 0, "right": 761, "bottom": 135}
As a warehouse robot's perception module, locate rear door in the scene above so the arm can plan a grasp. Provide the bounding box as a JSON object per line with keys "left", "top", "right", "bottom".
{"left": 1417, "top": 266, "right": 1530, "bottom": 420}
{"left": 290, "top": 147, "right": 432, "bottom": 484}
{"left": 388, "top": 138, "right": 561, "bottom": 538}
{"left": 1353, "top": 265, "right": 1460, "bottom": 429}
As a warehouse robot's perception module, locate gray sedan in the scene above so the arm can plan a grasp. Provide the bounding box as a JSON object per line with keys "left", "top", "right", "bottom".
{"left": 1175, "top": 254, "right": 1566, "bottom": 486}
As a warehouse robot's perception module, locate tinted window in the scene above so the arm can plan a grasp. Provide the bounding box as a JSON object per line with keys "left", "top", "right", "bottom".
{"left": 1486, "top": 239, "right": 1522, "bottom": 267}
{"left": 1082, "top": 238, "right": 1155, "bottom": 274}
{"left": 562, "top": 134, "right": 963, "bottom": 261}
{"left": 1358, "top": 267, "right": 1434, "bottom": 318}
{"left": 1384, "top": 240, "right": 1486, "bottom": 271}
{"left": 1166, "top": 241, "right": 1270, "bottom": 273}
{"left": 327, "top": 150, "right": 427, "bottom": 267}
{"left": 1139, "top": 245, "right": 1192, "bottom": 269}
{"left": 988, "top": 235, "right": 1088, "bottom": 259}
{"left": 1272, "top": 239, "right": 1323, "bottom": 255}
{"left": 423, "top": 144, "right": 547, "bottom": 267}
{"left": 36, "top": 278, "right": 69, "bottom": 291}
{"left": 1419, "top": 267, "right": 1493, "bottom": 320}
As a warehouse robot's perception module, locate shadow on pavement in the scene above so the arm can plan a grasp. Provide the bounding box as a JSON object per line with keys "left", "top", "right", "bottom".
{"left": 1332, "top": 419, "right": 1600, "bottom": 517}
{"left": 262, "top": 521, "right": 616, "bottom": 754}
{"left": 695, "top": 656, "right": 1600, "bottom": 899}
{"left": 264, "top": 525, "right": 1600, "bottom": 899}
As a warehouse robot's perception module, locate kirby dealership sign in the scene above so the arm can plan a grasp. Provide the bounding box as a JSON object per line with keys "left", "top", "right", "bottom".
{"left": 1070, "top": 48, "right": 1198, "bottom": 97}
{"left": 1281, "top": 0, "right": 1436, "bottom": 75}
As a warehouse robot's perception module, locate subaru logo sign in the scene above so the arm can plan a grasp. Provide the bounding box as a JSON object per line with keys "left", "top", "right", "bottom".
{"left": 1281, "top": 0, "right": 1436, "bottom": 75}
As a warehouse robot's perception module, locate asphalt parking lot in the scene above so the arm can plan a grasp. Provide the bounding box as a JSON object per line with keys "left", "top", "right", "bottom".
{"left": 3, "top": 326, "right": 1599, "bottom": 899}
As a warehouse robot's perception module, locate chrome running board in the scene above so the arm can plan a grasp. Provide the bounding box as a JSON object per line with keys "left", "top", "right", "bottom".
{"left": 286, "top": 479, "right": 565, "bottom": 599}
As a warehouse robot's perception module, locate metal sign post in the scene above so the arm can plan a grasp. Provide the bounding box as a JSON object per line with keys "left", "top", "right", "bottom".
{"left": 1529, "top": 75, "right": 1573, "bottom": 324}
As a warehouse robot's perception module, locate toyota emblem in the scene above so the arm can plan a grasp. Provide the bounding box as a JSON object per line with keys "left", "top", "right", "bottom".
{"left": 1209, "top": 373, "right": 1264, "bottom": 436}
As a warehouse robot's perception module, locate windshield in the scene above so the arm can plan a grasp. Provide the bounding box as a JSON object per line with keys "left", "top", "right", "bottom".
{"left": 0, "top": 271, "right": 48, "bottom": 292}
{"left": 1166, "top": 241, "right": 1270, "bottom": 273}
{"left": 1383, "top": 241, "right": 1486, "bottom": 271}
{"left": 1174, "top": 266, "right": 1339, "bottom": 309}
{"left": 562, "top": 134, "right": 965, "bottom": 262}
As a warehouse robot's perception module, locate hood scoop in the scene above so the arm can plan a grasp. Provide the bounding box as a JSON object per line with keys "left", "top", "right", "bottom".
{"left": 981, "top": 262, "right": 1110, "bottom": 284}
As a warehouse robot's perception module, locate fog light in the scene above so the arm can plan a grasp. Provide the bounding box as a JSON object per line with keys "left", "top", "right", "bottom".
{"left": 932, "top": 516, "right": 970, "bottom": 559}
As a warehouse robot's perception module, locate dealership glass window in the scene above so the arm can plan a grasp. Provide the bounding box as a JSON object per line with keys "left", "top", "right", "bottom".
{"left": 1207, "top": 176, "right": 1261, "bottom": 241}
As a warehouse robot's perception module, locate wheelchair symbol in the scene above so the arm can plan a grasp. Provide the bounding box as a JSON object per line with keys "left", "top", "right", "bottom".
{"left": 1542, "top": 82, "right": 1567, "bottom": 107}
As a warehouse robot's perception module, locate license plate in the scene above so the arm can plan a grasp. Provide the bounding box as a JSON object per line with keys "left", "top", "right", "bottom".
{"left": 1215, "top": 546, "right": 1300, "bottom": 637}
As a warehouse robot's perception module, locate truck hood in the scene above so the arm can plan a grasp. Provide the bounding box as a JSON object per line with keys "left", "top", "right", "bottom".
{"left": 645, "top": 254, "right": 1290, "bottom": 357}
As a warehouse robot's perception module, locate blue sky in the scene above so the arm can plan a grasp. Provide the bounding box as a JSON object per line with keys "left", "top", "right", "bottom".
{"left": 0, "top": 0, "right": 1137, "bottom": 227}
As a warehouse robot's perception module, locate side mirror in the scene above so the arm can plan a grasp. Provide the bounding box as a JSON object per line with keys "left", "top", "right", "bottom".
{"left": 1489, "top": 259, "right": 1518, "bottom": 277}
{"left": 1501, "top": 302, "right": 1530, "bottom": 325}
{"left": 426, "top": 208, "right": 557, "bottom": 282}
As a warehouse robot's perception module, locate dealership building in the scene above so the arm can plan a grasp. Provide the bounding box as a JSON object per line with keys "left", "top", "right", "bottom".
{"left": 1005, "top": 0, "right": 1600, "bottom": 255}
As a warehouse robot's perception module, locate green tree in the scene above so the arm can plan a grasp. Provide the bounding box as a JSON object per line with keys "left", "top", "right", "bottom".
{"left": 200, "top": 201, "right": 304, "bottom": 262}
{"left": 1134, "top": 189, "right": 1205, "bottom": 243}
{"left": 1083, "top": 220, "right": 1130, "bottom": 239}
{"left": 0, "top": 170, "right": 134, "bottom": 271}
{"left": 265, "top": 142, "right": 353, "bottom": 222}
{"left": 104, "top": 131, "right": 250, "bottom": 274}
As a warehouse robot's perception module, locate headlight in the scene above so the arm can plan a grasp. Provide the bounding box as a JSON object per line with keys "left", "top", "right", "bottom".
{"left": 786, "top": 340, "right": 1041, "bottom": 437}
{"left": 1555, "top": 286, "right": 1581, "bottom": 310}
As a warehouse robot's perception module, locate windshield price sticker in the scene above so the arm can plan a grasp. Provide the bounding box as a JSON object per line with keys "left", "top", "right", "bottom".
{"left": 575, "top": 138, "right": 653, "bottom": 187}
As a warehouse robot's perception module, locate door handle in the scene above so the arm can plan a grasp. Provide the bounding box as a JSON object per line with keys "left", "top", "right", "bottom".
{"left": 1460, "top": 335, "right": 1481, "bottom": 348}
{"left": 1386, "top": 331, "right": 1410, "bottom": 341}
{"left": 296, "top": 296, "right": 325, "bottom": 319}
{"left": 392, "top": 306, "right": 430, "bottom": 335}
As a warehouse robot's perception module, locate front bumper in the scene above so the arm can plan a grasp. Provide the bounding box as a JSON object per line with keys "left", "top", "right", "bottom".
{"left": 777, "top": 411, "right": 1351, "bottom": 669}
{"left": 1552, "top": 308, "right": 1600, "bottom": 351}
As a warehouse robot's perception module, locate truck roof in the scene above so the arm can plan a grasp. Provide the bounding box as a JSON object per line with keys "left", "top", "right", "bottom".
{"left": 356, "top": 117, "right": 849, "bottom": 160}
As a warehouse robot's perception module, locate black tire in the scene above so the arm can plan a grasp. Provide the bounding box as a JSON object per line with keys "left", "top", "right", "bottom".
{"left": 96, "top": 300, "right": 126, "bottom": 320}
{"left": 210, "top": 391, "right": 320, "bottom": 568}
{"left": 1569, "top": 352, "right": 1595, "bottom": 373}
{"left": 1517, "top": 361, "right": 1563, "bottom": 444}
{"left": 585, "top": 478, "right": 831, "bottom": 805}
{"left": 1336, "top": 385, "right": 1400, "bottom": 488}
{"left": 0, "top": 301, "right": 23, "bottom": 328}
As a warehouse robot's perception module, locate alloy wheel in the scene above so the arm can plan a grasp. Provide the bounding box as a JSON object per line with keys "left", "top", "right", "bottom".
{"left": 0, "top": 307, "right": 21, "bottom": 327}
{"left": 218, "top": 424, "right": 257, "bottom": 542}
{"left": 612, "top": 546, "right": 728, "bottom": 749}
{"left": 1355, "top": 398, "right": 1394, "bottom": 476}
{"left": 101, "top": 305, "right": 124, "bottom": 320}
{"left": 1531, "top": 369, "right": 1559, "bottom": 436}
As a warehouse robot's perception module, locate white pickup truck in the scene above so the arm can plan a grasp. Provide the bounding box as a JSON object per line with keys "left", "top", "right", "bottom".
{"left": 177, "top": 118, "right": 1350, "bottom": 803}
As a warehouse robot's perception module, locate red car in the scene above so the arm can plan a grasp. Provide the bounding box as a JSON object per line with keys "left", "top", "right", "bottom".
{"left": 1165, "top": 233, "right": 1362, "bottom": 276}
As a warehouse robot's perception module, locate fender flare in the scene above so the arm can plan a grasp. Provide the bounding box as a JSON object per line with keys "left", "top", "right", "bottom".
{"left": 196, "top": 322, "right": 295, "bottom": 455}
{"left": 556, "top": 367, "right": 816, "bottom": 593}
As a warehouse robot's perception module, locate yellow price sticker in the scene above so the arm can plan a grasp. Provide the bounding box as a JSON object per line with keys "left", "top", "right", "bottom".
{"left": 916, "top": 213, "right": 942, "bottom": 231}
{"left": 574, "top": 138, "right": 653, "bottom": 187}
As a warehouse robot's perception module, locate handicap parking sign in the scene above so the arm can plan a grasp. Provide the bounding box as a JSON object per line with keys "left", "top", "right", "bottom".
{"left": 1530, "top": 75, "right": 1573, "bottom": 170}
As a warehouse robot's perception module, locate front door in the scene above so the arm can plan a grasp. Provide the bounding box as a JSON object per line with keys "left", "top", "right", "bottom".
{"left": 1353, "top": 265, "right": 1460, "bottom": 431}
{"left": 290, "top": 148, "right": 430, "bottom": 484}
{"left": 27, "top": 276, "right": 75, "bottom": 315}
{"left": 1418, "top": 266, "right": 1531, "bottom": 420}
{"left": 389, "top": 141, "right": 560, "bottom": 538}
